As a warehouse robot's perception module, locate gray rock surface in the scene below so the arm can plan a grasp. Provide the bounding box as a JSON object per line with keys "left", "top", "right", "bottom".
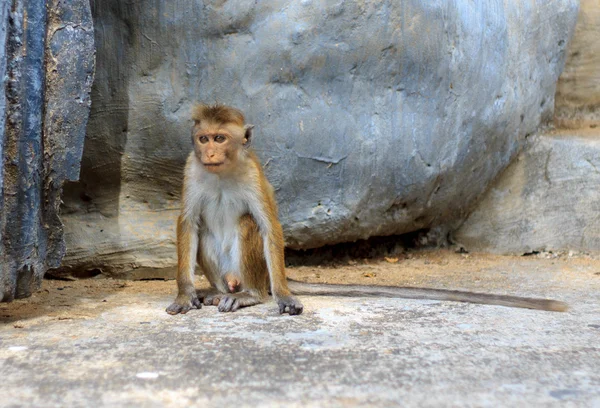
{"left": 456, "top": 0, "right": 600, "bottom": 256}
{"left": 454, "top": 130, "right": 600, "bottom": 254}
{"left": 59, "top": 0, "right": 578, "bottom": 275}
{"left": 0, "top": 0, "right": 94, "bottom": 301}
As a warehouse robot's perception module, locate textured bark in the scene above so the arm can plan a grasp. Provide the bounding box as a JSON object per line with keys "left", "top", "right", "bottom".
{"left": 0, "top": 0, "right": 95, "bottom": 301}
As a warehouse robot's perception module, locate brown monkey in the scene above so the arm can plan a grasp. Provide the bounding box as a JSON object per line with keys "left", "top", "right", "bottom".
{"left": 166, "top": 103, "right": 303, "bottom": 315}
{"left": 166, "top": 104, "right": 568, "bottom": 315}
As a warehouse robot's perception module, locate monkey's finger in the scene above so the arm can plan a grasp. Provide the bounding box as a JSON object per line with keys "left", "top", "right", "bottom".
{"left": 278, "top": 302, "right": 287, "bottom": 314}
{"left": 165, "top": 306, "right": 180, "bottom": 315}
{"left": 166, "top": 303, "right": 185, "bottom": 315}
{"left": 218, "top": 296, "right": 234, "bottom": 312}
{"left": 231, "top": 299, "right": 240, "bottom": 312}
{"left": 204, "top": 294, "right": 220, "bottom": 306}
{"left": 289, "top": 304, "right": 303, "bottom": 316}
{"left": 191, "top": 297, "right": 202, "bottom": 309}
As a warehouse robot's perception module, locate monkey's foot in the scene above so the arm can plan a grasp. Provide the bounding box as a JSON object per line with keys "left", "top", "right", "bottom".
{"left": 196, "top": 288, "right": 225, "bottom": 306}
{"left": 217, "top": 292, "right": 261, "bottom": 313}
{"left": 166, "top": 294, "right": 202, "bottom": 315}
{"left": 277, "top": 295, "right": 304, "bottom": 315}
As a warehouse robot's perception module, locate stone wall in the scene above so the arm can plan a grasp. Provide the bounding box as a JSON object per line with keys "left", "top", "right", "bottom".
{"left": 59, "top": 0, "right": 579, "bottom": 276}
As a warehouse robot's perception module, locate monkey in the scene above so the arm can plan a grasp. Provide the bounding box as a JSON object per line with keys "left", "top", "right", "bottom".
{"left": 166, "top": 103, "right": 304, "bottom": 315}
{"left": 166, "top": 103, "right": 568, "bottom": 315}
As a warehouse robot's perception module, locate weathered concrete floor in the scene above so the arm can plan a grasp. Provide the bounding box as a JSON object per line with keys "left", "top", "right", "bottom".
{"left": 1, "top": 252, "right": 599, "bottom": 407}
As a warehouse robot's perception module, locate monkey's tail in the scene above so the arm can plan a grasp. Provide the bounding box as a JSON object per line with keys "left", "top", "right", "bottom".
{"left": 287, "top": 279, "right": 568, "bottom": 312}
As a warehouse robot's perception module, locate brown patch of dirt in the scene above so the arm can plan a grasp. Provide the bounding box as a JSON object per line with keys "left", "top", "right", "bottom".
{"left": 287, "top": 249, "right": 600, "bottom": 291}
{"left": 2, "top": 250, "right": 599, "bottom": 326}
{"left": 0, "top": 279, "right": 174, "bottom": 326}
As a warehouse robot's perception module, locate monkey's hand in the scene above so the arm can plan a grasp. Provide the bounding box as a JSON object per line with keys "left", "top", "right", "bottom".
{"left": 277, "top": 296, "right": 304, "bottom": 315}
{"left": 166, "top": 294, "right": 202, "bottom": 315}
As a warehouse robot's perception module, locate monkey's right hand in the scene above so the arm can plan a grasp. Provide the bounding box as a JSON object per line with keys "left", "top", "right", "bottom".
{"left": 166, "top": 294, "right": 202, "bottom": 315}
{"left": 277, "top": 295, "right": 304, "bottom": 316}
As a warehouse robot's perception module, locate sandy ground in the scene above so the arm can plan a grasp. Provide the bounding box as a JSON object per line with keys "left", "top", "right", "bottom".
{"left": 1, "top": 250, "right": 597, "bottom": 324}
{"left": 1, "top": 250, "right": 599, "bottom": 407}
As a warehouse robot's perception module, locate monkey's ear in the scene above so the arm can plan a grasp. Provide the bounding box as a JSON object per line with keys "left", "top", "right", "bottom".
{"left": 243, "top": 124, "right": 254, "bottom": 146}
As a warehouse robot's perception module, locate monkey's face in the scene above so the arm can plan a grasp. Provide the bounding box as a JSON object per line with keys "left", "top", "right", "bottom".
{"left": 193, "top": 126, "right": 244, "bottom": 174}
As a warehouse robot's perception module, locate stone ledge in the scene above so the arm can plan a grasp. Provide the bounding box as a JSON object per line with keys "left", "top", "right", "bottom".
{"left": 454, "top": 130, "right": 600, "bottom": 254}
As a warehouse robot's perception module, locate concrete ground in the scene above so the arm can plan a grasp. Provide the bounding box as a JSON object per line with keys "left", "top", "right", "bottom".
{"left": 1, "top": 250, "right": 599, "bottom": 407}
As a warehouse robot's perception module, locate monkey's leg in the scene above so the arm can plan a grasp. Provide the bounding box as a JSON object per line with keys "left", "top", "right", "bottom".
{"left": 196, "top": 242, "right": 228, "bottom": 306}
{"left": 195, "top": 288, "right": 224, "bottom": 306}
{"left": 166, "top": 216, "right": 202, "bottom": 315}
{"left": 216, "top": 215, "right": 268, "bottom": 313}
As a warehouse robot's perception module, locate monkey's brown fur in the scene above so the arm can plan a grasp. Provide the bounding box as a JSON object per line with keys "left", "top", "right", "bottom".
{"left": 167, "top": 103, "right": 568, "bottom": 315}
{"left": 192, "top": 103, "right": 245, "bottom": 126}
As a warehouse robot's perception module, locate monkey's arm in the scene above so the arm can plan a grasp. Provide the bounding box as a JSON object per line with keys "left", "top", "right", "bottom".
{"left": 287, "top": 280, "right": 568, "bottom": 312}
{"left": 166, "top": 215, "right": 202, "bottom": 314}
{"left": 248, "top": 187, "right": 303, "bottom": 315}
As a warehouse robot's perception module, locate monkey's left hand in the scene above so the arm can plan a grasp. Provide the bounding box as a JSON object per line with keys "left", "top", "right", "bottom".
{"left": 165, "top": 294, "right": 202, "bottom": 315}
{"left": 277, "top": 296, "right": 304, "bottom": 315}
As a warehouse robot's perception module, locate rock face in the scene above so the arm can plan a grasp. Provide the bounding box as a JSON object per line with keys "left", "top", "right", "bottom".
{"left": 60, "top": 0, "right": 578, "bottom": 275}
{"left": 555, "top": 0, "right": 600, "bottom": 129}
{"left": 456, "top": 0, "right": 600, "bottom": 255}
{"left": 454, "top": 131, "right": 600, "bottom": 254}
{"left": 0, "top": 0, "right": 95, "bottom": 301}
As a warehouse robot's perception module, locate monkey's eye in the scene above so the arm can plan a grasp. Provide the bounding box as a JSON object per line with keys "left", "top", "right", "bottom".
{"left": 198, "top": 135, "right": 209, "bottom": 144}
{"left": 214, "top": 134, "right": 226, "bottom": 143}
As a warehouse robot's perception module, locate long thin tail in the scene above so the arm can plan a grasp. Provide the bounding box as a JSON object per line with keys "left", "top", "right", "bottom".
{"left": 287, "top": 279, "right": 568, "bottom": 312}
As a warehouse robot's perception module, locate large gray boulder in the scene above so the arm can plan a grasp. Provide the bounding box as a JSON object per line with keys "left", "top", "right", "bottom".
{"left": 59, "top": 0, "right": 578, "bottom": 275}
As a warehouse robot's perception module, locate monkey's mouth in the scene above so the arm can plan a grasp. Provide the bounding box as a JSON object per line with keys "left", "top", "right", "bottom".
{"left": 203, "top": 162, "right": 224, "bottom": 167}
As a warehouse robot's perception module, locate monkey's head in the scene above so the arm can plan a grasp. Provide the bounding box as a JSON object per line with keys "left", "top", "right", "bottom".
{"left": 191, "top": 104, "right": 254, "bottom": 174}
